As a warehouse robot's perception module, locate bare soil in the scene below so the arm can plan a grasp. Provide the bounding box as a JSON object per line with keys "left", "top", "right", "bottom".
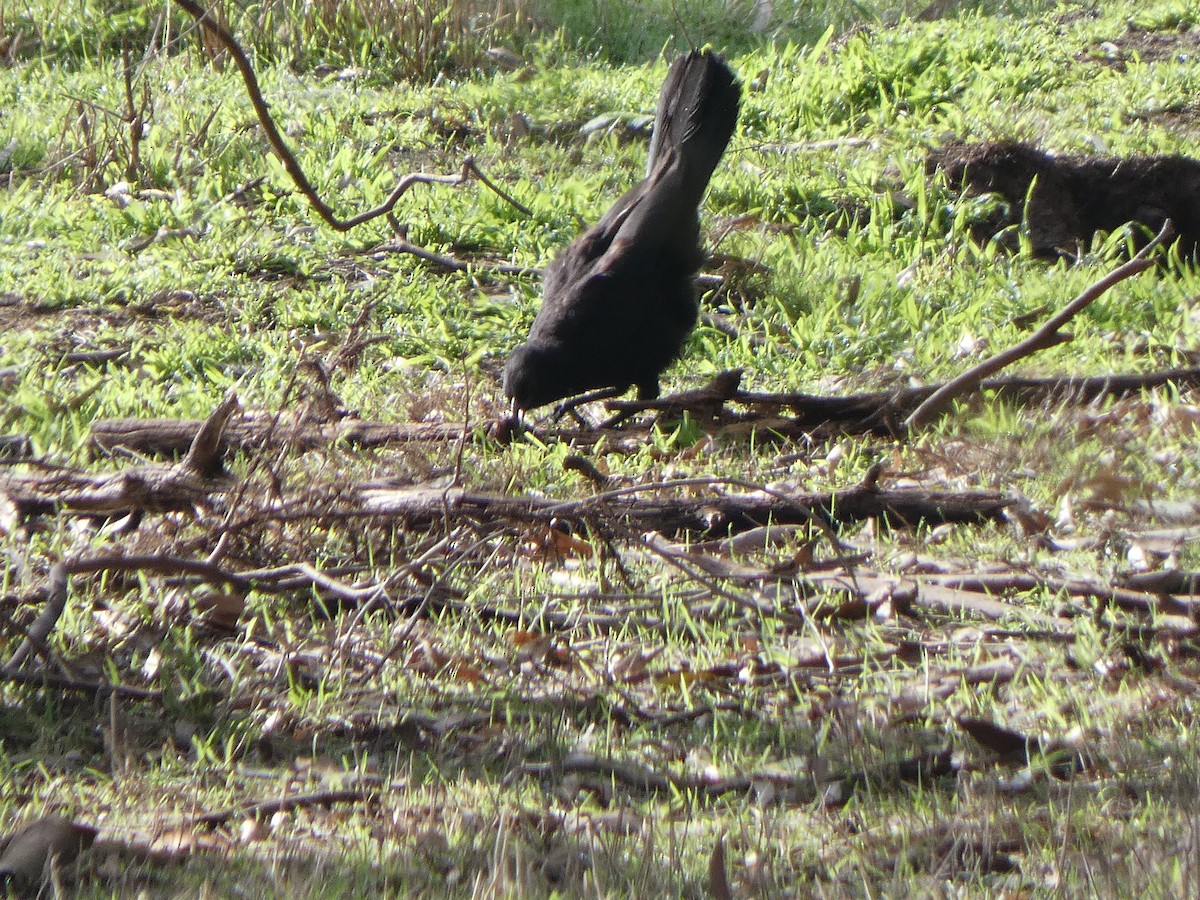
{"left": 1083, "top": 23, "right": 1200, "bottom": 69}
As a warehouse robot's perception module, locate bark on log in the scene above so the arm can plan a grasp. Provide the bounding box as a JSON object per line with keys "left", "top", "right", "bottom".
{"left": 354, "top": 483, "right": 1010, "bottom": 534}
{"left": 1, "top": 462, "right": 1010, "bottom": 535}
{"left": 4, "top": 395, "right": 237, "bottom": 518}
{"left": 0, "top": 465, "right": 227, "bottom": 517}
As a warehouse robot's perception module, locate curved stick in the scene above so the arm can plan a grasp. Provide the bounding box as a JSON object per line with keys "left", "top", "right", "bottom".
{"left": 904, "top": 220, "right": 1175, "bottom": 433}
{"left": 173, "top": 0, "right": 530, "bottom": 230}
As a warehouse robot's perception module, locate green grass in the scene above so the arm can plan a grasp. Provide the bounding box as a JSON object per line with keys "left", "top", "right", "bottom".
{"left": 5, "top": 0, "right": 1200, "bottom": 895}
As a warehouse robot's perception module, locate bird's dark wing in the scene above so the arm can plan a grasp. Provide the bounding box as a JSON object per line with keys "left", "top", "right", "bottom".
{"left": 533, "top": 151, "right": 696, "bottom": 340}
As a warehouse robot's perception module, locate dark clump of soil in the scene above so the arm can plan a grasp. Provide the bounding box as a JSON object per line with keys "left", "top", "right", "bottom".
{"left": 929, "top": 140, "right": 1200, "bottom": 260}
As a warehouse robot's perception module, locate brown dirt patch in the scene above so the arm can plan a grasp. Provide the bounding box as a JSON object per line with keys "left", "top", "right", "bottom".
{"left": 1080, "top": 25, "right": 1200, "bottom": 70}
{"left": 0, "top": 294, "right": 59, "bottom": 332}
{"left": 929, "top": 140, "right": 1200, "bottom": 259}
{"left": 1122, "top": 25, "right": 1200, "bottom": 63}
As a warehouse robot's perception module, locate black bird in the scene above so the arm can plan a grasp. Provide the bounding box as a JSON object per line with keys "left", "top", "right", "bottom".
{"left": 503, "top": 50, "right": 741, "bottom": 413}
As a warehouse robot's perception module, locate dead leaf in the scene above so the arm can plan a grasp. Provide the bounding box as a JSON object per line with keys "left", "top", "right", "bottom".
{"left": 1006, "top": 498, "right": 1052, "bottom": 535}
{"left": 0, "top": 814, "right": 97, "bottom": 887}
{"left": 238, "top": 817, "right": 269, "bottom": 844}
{"left": 191, "top": 586, "right": 247, "bottom": 630}
{"left": 515, "top": 633, "right": 552, "bottom": 664}
{"left": 679, "top": 433, "right": 716, "bottom": 461}
{"left": 609, "top": 646, "right": 662, "bottom": 683}
{"left": 452, "top": 662, "right": 486, "bottom": 684}
{"left": 708, "top": 831, "right": 733, "bottom": 900}
{"left": 739, "top": 633, "right": 761, "bottom": 653}
{"left": 523, "top": 525, "right": 593, "bottom": 560}
{"left": 1078, "top": 469, "right": 1141, "bottom": 507}
{"left": 509, "top": 630, "right": 540, "bottom": 646}
{"left": 957, "top": 717, "right": 1032, "bottom": 762}
{"left": 549, "top": 528, "right": 593, "bottom": 558}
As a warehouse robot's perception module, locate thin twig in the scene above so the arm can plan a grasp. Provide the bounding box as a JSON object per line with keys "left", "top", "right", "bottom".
{"left": 371, "top": 239, "right": 538, "bottom": 277}
{"left": 172, "top": 0, "right": 530, "bottom": 231}
{"left": 87, "top": 362, "right": 1200, "bottom": 458}
{"left": 187, "top": 787, "right": 377, "bottom": 829}
{"left": 904, "top": 220, "right": 1175, "bottom": 432}
{"left": 4, "top": 564, "right": 69, "bottom": 671}
{"left": 0, "top": 667, "right": 162, "bottom": 700}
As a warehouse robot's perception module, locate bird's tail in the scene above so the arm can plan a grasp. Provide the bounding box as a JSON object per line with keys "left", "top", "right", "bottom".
{"left": 645, "top": 50, "right": 740, "bottom": 202}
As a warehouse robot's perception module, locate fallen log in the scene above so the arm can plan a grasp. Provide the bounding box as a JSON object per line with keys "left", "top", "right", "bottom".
{"left": 2, "top": 393, "right": 238, "bottom": 519}
{"left": 613, "top": 365, "right": 1200, "bottom": 436}
{"left": 352, "top": 481, "right": 1010, "bottom": 534}
{"left": 88, "top": 364, "right": 1200, "bottom": 457}
{"left": 1, "top": 458, "right": 1010, "bottom": 535}
{"left": 90, "top": 415, "right": 470, "bottom": 458}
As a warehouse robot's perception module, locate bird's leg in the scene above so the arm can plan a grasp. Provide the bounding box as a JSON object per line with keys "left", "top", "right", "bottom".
{"left": 551, "top": 386, "right": 627, "bottom": 427}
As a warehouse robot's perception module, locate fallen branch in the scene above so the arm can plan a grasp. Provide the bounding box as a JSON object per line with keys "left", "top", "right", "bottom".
{"left": 820, "top": 748, "right": 957, "bottom": 807}
{"left": 904, "top": 220, "right": 1175, "bottom": 432}
{"left": 4, "top": 564, "right": 67, "bottom": 671}
{"left": 352, "top": 480, "right": 1010, "bottom": 534}
{"left": 802, "top": 565, "right": 1200, "bottom": 622}
{"left": 0, "top": 460, "right": 216, "bottom": 517}
{"left": 89, "top": 362, "right": 1200, "bottom": 458}
{"left": 181, "top": 391, "right": 238, "bottom": 477}
{"left": 1118, "top": 570, "right": 1200, "bottom": 595}
{"left": 90, "top": 414, "right": 469, "bottom": 458}
{"left": 57, "top": 553, "right": 387, "bottom": 607}
{"left": 522, "top": 746, "right": 955, "bottom": 803}
{"left": 909, "top": 580, "right": 1064, "bottom": 627}
{"left": 187, "top": 787, "right": 377, "bottom": 829}
{"left": 522, "top": 751, "right": 753, "bottom": 797}
{"left": 11, "top": 435, "right": 1013, "bottom": 533}
{"left": 613, "top": 365, "right": 1200, "bottom": 433}
{"left": 0, "top": 667, "right": 162, "bottom": 701}
{"left": 923, "top": 570, "right": 1200, "bottom": 618}
{"left": 605, "top": 369, "right": 746, "bottom": 418}
{"left": 4, "top": 396, "right": 237, "bottom": 519}
{"left": 172, "top": 0, "right": 530, "bottom": 235}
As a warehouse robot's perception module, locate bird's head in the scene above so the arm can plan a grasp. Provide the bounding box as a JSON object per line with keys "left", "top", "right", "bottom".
{"left": 503, "top": 343, "right": 568, "bottom": 413}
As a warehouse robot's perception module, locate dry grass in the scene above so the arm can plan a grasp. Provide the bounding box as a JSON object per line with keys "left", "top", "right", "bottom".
{"left": 245, "top": 0, "right": 533, "bottom": 81}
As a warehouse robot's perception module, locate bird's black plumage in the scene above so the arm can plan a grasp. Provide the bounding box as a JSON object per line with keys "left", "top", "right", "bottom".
{"left": 503, "top": 50, "right": 741, "bottom": 412}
